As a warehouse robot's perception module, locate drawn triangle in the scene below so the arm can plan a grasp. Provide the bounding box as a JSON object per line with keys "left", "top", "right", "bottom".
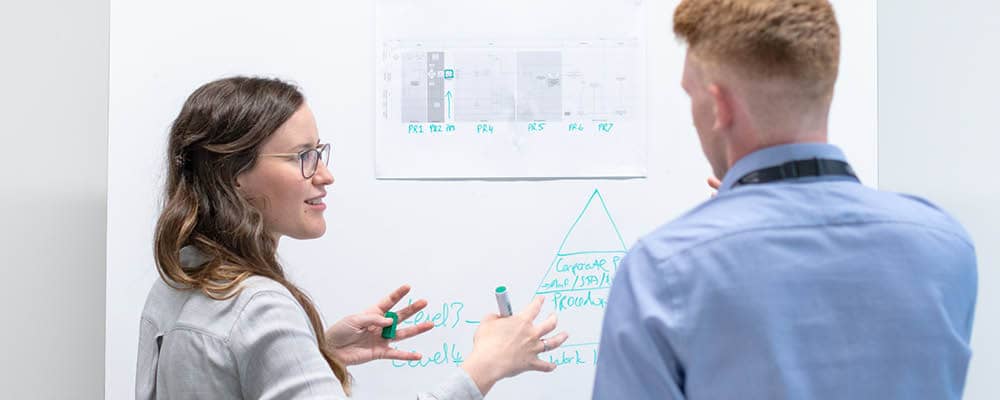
{"left": 532, "top": 189, "right": 628, "bottom": 350}
{"left": 534, "top": 188, "right": 628, "bottom": 296}
{"left": 556, "top": 189, "right": 627, "bottom": 255}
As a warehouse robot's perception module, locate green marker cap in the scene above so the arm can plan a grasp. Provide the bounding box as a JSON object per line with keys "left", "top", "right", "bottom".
{"left": 381, "top": 311, "right": 399, "bottom": 339}
{"left": 496, "top": 286, "right": 507, "bottom": 294}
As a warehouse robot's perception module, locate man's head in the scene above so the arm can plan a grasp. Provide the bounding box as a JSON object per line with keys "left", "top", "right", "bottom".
{"left": 674, "top": 0, "right": 840, "bottom": 179}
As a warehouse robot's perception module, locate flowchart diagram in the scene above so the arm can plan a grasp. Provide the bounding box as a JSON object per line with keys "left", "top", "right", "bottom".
{"left": 375, "top": 40, "right": 647, "bottom": 178}
{"left": 389, "top": 40, "right": 639, "bottom": 125}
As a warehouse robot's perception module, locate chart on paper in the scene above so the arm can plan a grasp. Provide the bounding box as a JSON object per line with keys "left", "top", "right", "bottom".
{"left": 374, "top": 0, "right": 648, "bottom": 179}
{"left": 387, "top": 40, "right": 640, "bottom": 124}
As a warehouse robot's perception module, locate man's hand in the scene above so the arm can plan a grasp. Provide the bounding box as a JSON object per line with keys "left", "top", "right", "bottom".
{"left": 708, "top": 177, "right": 722, "bottom": 196}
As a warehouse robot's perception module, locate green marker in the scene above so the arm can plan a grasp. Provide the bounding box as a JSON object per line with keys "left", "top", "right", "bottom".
{"left": 495, "top": 286, "right": 513, "bottom": 317}
{"left": 381, "top": 311, "right": 398, "bottom": 339}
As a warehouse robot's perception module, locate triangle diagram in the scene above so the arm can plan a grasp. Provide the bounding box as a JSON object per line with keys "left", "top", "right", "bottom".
{"left": 555, "top": 189, "right": 627, "bottom": 256}
{"left": 533, "top": 189, "right": 628, "bottom": 351}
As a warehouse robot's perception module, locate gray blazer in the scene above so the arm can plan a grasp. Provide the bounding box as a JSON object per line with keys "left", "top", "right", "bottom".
{"left": 136, "top": 249, "right": 483, "bottom": 399}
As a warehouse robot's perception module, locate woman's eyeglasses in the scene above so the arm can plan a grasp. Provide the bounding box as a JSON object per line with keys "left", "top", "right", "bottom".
{"left": 260, "top": 143, "right": 331, "bottom": 179}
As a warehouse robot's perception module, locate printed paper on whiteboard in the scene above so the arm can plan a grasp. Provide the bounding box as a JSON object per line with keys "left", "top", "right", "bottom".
{"left": 375, "top": 0, "right": 648, "bottom": 179}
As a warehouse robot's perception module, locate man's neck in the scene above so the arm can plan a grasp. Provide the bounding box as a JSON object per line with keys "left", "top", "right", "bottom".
{"left": 726, "top": 132, "right": 829, "bottom": 171}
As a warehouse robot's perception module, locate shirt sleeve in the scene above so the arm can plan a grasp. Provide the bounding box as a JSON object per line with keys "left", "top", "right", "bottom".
{"left": 230, "top": 290, "right": 484, "bottom": 400}
{"left": 592, "top": 241, "right": 687, "bottom": 400}
{"left": 417, "top": 370, "right": 484, "bottom": 400}
{"left": 230, "top": 291, "right": 347, "bottom": 400}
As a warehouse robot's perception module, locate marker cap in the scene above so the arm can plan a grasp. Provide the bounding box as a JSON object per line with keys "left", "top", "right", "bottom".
{"left": 495, "top": 286, "right": 513, "bottom": 317}
{"left": 381, "top": 311, "right": 399, "bottom": 339}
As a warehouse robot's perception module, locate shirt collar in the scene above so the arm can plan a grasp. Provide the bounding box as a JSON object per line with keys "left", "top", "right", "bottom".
{"left": 179, "top": 245, "right": 210, "bottom": 271}
{"left": 718, "top": 142, "right": 849, "bottom": 193}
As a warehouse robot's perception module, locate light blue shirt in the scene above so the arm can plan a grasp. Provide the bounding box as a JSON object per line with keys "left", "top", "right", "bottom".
{"left": 592, "top": 143, "right": 977, "bottom": 399}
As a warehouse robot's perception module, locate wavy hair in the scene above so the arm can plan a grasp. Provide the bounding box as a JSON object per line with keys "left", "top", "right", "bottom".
{"left": 153, "top": 76, "right": 350, "bottom": 394}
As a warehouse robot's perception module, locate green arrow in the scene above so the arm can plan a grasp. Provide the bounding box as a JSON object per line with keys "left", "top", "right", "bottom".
{"left": 445, "top": 91, "right": 453, "bottom": 119}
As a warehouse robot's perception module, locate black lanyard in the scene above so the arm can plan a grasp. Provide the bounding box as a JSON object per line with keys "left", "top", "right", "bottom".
{"left": 734, "top": 158, "right": 859, "bottom": 188}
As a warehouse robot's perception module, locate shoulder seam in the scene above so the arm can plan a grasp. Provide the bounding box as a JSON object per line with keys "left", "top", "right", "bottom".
{"left": 160, "top": 287, "right": 211, "bottom": 338}
{"left": 162, "top": 325, "right": 229, "bottom": 342}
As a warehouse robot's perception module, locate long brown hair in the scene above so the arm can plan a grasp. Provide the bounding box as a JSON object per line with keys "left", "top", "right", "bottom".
{"left": 153, "top": 76, "right": 351, "bottom": 394}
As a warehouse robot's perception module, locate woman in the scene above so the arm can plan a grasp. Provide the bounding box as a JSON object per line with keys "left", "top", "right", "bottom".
{"left": 136, "top": 76, "right": 569, "bottom": 399}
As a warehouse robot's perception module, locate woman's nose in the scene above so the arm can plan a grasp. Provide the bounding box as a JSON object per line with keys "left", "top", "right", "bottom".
{"left": 313, "top": 161, "right": 334, "bottom": 185}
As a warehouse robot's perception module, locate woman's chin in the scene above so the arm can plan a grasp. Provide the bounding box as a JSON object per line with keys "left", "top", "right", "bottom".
{"left": 285, "top": 224, "right": 326, "bottom": 240}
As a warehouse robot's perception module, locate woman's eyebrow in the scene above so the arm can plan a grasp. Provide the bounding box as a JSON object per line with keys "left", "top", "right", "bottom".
{"left": 289, "top": 140, "right": 320, "bottom": 152}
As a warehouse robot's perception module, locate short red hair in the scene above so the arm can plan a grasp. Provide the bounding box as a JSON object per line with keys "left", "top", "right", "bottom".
{"left": 674, "top": 0, "right": 840, "bottom": 96}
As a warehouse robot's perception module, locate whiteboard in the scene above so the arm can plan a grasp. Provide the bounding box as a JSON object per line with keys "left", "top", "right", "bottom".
{"left": 105, "top": 1, "right": 876, "bottom": 399}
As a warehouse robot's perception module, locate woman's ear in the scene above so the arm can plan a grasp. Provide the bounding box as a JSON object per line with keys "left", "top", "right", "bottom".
{"left": 234, "top": 175, "right": 247, "bottom": 197}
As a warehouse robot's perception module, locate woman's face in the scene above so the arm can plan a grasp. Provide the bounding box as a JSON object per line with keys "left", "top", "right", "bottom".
{"left": 237, "top": 103, "right": 334, "bottom": 240}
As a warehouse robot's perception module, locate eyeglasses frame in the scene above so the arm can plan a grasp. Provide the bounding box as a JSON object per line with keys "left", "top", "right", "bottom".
{"left": 259, "top": 143, "right": 331, "bottom": 179}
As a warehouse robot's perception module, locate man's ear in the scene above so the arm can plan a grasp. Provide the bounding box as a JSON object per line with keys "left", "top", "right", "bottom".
{"left": 708, "top": 83, "right": 733, "bottom": 131}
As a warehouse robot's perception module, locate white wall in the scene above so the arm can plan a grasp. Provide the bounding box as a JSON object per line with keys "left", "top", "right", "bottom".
{"left": 0, "top": 0, "right": 108, "bottom": 399}
{"left": 877, "top": 1, "right": 1000, "bottom": 399}
{"left": 0, "top": 1, "right": 995, "bottom": 399}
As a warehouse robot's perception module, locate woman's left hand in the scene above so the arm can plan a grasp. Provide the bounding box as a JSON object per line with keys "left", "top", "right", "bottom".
{"left": 324, "top": 284, "right": 434, "bottom": 366}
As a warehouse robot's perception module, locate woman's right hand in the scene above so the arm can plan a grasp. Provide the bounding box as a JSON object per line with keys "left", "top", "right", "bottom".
{"left": 460, "top": 296, "right": 569, "bottom": 395}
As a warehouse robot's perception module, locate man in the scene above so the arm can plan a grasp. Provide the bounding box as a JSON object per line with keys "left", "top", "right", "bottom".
{"left": 592, "top": 1, "right": 978, "bottom": 399}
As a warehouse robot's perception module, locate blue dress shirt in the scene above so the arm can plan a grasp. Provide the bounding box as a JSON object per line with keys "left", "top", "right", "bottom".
{"left": 593, "top": 143, "right": 977, "bottom": 399}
